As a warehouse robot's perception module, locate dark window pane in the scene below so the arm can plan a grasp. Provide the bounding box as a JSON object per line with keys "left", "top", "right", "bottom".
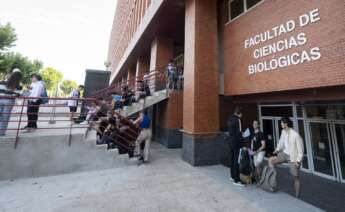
{"left": 262, "top": 119, "right": 275, "bottom": 157}
{"left": 247, "top": 0, "right": 262, "bottom": 9}
{"left": 297, "top": 105, "right": 303, "bottom": 117}
{"left": 310, "top": 122, "right": 333, "bottom": 176}
{"left": 261, "top": 106, "right": 293, "bottom": 117}
{"left": 230, "top": 0, "right": 244, "bottom": 20}
{"left": 306, "top": 105, "right": 345, "bottom": 120}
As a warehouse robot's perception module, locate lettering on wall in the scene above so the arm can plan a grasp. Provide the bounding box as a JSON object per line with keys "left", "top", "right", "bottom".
{"left": 244, "top": 9, "right": 322, "bottom": 75}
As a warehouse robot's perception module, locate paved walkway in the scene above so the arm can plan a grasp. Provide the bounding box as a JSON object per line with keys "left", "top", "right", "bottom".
{"left": 0, "top": 143, "right": 322, "bottom": 212}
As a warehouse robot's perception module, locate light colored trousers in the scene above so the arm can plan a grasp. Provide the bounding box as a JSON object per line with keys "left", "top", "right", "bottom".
{"left": 135, "top": 128, "right": 152, "bottom": 161}
{"left": 0, "top": 98, "right": 15, "bottom": 136}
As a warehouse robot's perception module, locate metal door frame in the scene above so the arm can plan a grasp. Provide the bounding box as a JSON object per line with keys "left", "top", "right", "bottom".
{"left": 307, "top": 120, "right": 337, "bottom": 181}
{"left": 330, "top": 122, "right": 345, "bottom": 183}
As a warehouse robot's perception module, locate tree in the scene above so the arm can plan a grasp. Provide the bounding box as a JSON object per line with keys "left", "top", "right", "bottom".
{"left": 40, "top": 67, "right": 63, "bottom": 94}
{"left": 0, "top": 23, "right": 43, "bottom": 83}
{"left": 0, "top": 22, "right": 17, "bottom": 52}
{"left": 0, "top": 52, "right": 43, "bottom": 83}
{"left": 60, "top": 79, "right": 78, "bottom": 96}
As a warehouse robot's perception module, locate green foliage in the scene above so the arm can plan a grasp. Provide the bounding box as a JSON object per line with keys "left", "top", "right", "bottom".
{"left": 0, "top": 52, "right": 43, "bottom": 83}
{"left": 0, "top": 22, "right": 17, "bottom": 52}
{"left": 40, "top": 67, "right": 63, "bottom": 93}
{"left": 0, "top": 22, "right": 43, "bottom": 84}
{"left": 60, "top": 79, "right": 78, "bottom": 96}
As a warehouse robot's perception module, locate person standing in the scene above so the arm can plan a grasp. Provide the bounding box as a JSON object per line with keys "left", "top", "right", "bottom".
{"left": 250, "top": 120, "right": 266, "bottom": 181}
{"left": 0, "top": 69, "right": 23, "bottom": 136}
{"left": 227, "top": 106, "right": 245, "bottom": 186}
{"left": 24, "top": 74, "right": 44, "bottom": 132}
{"left": 133, "top": 110, "right": 152, "bottom": 163}
{"left": 177, "top": 67, "right": 184, "bottom": 90}
{"left": 268, "top": 117, "right": 304, "bottom": 198}
{"left": 68, "top": 85, "right": 84, "bottom": 121}
{"left": 166, "top": 60, "right": 177, "bottom": 90}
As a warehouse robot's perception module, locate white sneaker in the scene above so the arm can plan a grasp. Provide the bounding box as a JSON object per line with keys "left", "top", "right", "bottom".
{"left": 233, "top": 181, "right": 245, "bottom": 187}
{"left": 229, "top": 178, "right": 234, "bottom": 182}
{"left": 80, "top": 121, "right": 88, "bottom": 125}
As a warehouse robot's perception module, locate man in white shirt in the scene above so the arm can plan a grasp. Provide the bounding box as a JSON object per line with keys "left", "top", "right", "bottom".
{"left": 268, "top": 117, "right": 304, "bottom": 198}
{"left": 24, "top": 74, "right": 44, "bottom": 132}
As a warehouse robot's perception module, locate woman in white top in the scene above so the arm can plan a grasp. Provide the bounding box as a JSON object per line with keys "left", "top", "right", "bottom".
{"left": 0, "top": 69, "right": 23, "bottom": 136}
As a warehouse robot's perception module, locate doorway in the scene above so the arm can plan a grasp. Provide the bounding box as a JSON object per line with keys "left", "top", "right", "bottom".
{"left": 308, "top": 121, "right": 345, "bottom": 182}
{"left": 259, "top": 104, "right": 310, "bottom": 170}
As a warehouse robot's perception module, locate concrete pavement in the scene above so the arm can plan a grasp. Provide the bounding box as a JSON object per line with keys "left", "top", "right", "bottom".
{"left": 0, "top": 143, "right": 323, "bottom": 212}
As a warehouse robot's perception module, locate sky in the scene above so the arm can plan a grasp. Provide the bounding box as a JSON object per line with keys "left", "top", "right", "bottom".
{"left": 0, "top": 0, "right": 117, "bottom": 84}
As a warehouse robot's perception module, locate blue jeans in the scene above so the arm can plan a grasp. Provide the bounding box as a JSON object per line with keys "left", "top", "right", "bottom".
{"left": 0, "top": 98, "right": 14, "bottom": 136}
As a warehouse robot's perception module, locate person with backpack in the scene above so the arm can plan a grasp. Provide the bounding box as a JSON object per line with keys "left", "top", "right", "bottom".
{"left": 227, "top": 106, "right": 245, "bottom": 186}
{"left": 133, "top": 110, "right": 151, "bottom": 164}
{"left": 251, "top": 120, "right": 266, "bottom": 181}
{"left": 0, "top": 69, "right": 23, "bottom": 136}
{"left": 23, "top": 74, "right": 45, "bottom": 133}
{"left": 268, "top": 117, "right": 304, "bottom": 198}
{"left": 68, "top": 85, "right": 84, "bottom": 121}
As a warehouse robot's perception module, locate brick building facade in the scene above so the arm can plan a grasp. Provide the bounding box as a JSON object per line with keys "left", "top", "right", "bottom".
{"left": 107, "top": 0, "right": 345, "bottom": 183}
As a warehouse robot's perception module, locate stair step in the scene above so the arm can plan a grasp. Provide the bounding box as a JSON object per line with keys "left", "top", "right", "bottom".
{"left": 95, "top": 144, "right": 107, "bottom": 149}
{"left": 108, "top": 148, "right": 118, "bottom": 153}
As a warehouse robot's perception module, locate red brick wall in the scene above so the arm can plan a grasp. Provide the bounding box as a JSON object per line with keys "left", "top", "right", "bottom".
{"left": 224, "top": 0, "right": 345, "bottom": 96}
{"left": 157, "top": 91, "right": 183, "bottom": 129}
{"left": 107, "top": 0, "right": 152, "bottom": 80}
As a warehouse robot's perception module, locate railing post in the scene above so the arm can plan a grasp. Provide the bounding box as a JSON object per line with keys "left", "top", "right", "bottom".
{"left": 14, "top": 98, "right": 25, "bottom": 149}
{"left": 49, "top": 98, "right": 57, "bottom": 124}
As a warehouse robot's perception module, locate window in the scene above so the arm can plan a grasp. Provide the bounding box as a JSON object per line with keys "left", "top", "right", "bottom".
{"left": 261, "top": 106, "right": 293, "bottom": 117}
{"left": 228, "top": 0, "right": 263, "bottom": 22}
{"left": 247, "top": 0, "right": 262, "bottom": 9}
{"left": 228, "top": 0, "right": 244, "bottom": 21}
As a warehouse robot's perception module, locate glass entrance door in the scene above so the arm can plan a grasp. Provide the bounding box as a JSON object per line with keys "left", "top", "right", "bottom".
{"left": 309, "top": 122, "right": 335, "bottom": 179}
{"left": 333, "top": 123, "right": 345, "bottom": 183}
{"left": 309, "top": 122, "right": 345, "bottom": 182}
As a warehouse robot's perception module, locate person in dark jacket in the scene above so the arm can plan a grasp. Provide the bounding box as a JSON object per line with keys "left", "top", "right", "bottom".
{"left": 228, "top": 106, "right": 245, "bottom": 186}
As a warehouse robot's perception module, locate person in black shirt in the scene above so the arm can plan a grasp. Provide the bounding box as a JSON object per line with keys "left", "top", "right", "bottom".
{"left": 227, "top": 106, "right": 245, "bottom": 186}
{"left": 250, "top": 120, "right": 266, "bottom": 180}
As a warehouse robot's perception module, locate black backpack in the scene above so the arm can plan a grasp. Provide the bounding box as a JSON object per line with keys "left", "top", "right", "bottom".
{"left": 239, "top": 149, "right": 252, "bottom": 176}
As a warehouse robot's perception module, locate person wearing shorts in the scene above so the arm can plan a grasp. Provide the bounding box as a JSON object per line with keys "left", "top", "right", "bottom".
{"left": 69, "top": 106, "right": 77, "bottom": 113}
{"left": 250, "top": 120, "right": 266, "bottom": 180}
{"left": 268, "top": 117, "right": 304, "bottom": 198}
{"left": 275, "top": 152, "right": 300, "bottom": 177}
{"left": 67, "top": 85, "right": 84, "bottom": 121}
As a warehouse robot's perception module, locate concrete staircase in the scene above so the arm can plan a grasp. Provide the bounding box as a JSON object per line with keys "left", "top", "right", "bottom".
{"left": 0, "top": 90, "right": 170, "bottom": 181}
{"left": 120, "top": 89, "right": 168, "bottom": 117}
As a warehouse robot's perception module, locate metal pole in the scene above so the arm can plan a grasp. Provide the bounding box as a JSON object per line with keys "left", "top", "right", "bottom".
{"left": 14, "top": 98, "right": 25, "bottom": 149}
{"left": 49, "top": 83, "right": 59, "bottom": 124}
